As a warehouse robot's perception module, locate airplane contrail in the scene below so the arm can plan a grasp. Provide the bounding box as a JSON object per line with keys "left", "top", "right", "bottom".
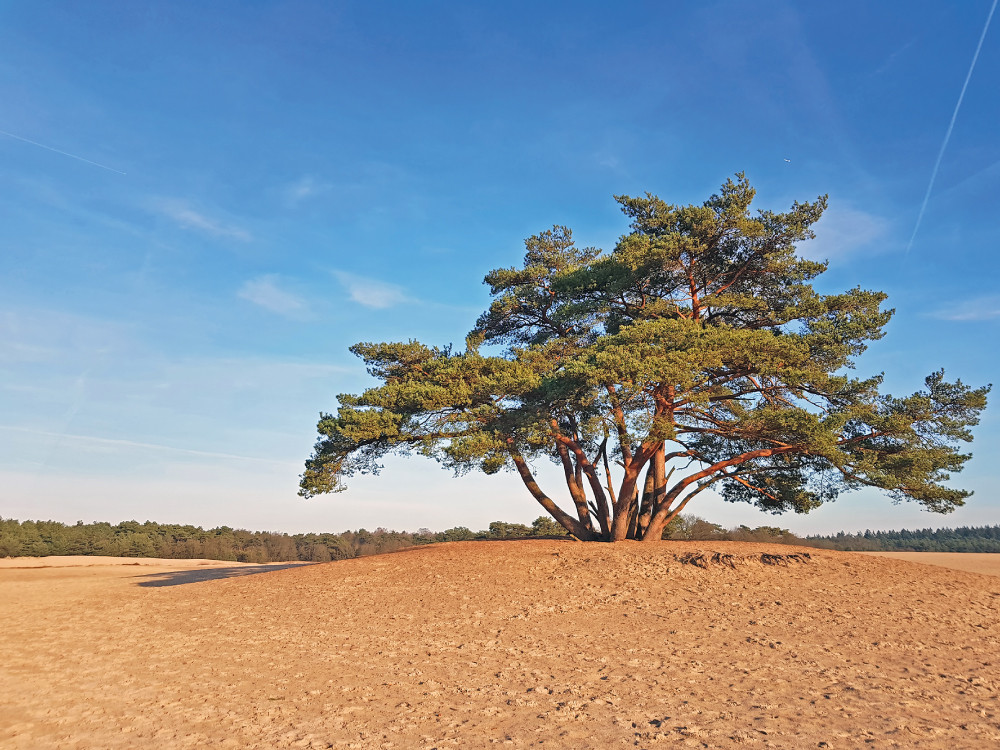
{"left": 0, "top": 128, "right": 127, "bottom": 175}
{"left": 906, "top": 0, "right": 997, "bottom": 253}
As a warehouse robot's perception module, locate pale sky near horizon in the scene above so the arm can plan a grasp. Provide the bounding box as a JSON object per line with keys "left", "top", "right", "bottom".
{"left": 1, "top": 1, "right": 998, "bottom": 536}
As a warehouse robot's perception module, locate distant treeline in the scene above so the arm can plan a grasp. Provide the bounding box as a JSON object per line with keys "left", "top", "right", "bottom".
{"left": 0, "top": 517, "right": 573, "bottom": 562}
{"left": 1, "top": 515, "right": 802, "bottom": 562}
{"left": 804, "top": 525, "right": 1000, "bottom": 552}
{"left": 2, "top": 516, "right": 998, "bottom": 561}
{"left": 656, "top": 518, "right": 1000, "bottom": 552}
{"left": 664, "top": 518, "right": 1000, "bottom": 552}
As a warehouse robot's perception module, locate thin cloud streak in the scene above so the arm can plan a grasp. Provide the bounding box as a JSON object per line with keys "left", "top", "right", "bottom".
{"left": 930, "top": 295, "right": 1000, "bottom": 322}
{"left": 0, "top": 128, "right": 127, "bottom": 175}
{"left": 872, "top": 38, "right": 917, "bottom": 76}
{"left": 156, "top": 200, "right": 252, "bottom": 240}
{"left": 238, "top": 275, "right": 308, "bottom": 317}
{"left": 801, "top": 205, "right": 889, "bottom": 261}
{"left": 283, "top": 175, "right": 328, "bottom": 206}
{"left": 906, "top": 0, "right": 998, "bottom": 253}
{"left": 333, "top": 270, "right": 412, "bottom": 309}
{"left": 933, "top": 157, "right": 1000, "bottom": 202}
{"left": 0, "top": 425, "right": 292, "bottom": 465}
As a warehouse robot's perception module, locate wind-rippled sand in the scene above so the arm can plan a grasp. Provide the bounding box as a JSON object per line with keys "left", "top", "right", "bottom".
{"left": 2, "top": 541, "right": 998, "bottom": 749}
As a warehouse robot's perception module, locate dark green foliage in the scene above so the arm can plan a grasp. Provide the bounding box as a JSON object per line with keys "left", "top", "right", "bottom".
{"left": 488, "top": 521, "right": 532, "bottom": 538}
{"left": 807, "top": 524, "right": 1000, "bottom": 552}
{"left": 0, "top": 517, "right": 314, "bottom": 562}
{"left": 0, "top": 516, "right": 567, "bottom": 562}
{"left": 660, "top": 515, "right": 806, "bottom": 545}
{"left": 7, "top": 515, "right": 997, "bottom": 557}
{"left": 531, "top": 515, "right": 568, "bottom": 537}
{"left": 438, "top": 526, "right": 477, "bottom": 542}
{"left": 302, "top": 175, "right": 989, "bottom": 541}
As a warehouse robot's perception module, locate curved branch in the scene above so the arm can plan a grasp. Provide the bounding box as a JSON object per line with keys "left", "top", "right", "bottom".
{"left": 551, "top": 421, "right": 594, "bottom": 533}
{"left": 508, "top": 447, "right": 597, "bottom": 541}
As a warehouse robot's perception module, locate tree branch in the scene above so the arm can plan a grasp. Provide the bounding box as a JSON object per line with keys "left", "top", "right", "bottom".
{"left": 507, "top": 446, "right": 597, "bottom": 540}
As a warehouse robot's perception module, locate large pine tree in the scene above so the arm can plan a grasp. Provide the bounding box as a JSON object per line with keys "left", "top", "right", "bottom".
{"left": 301, "top": 175, "right": 989, "bottom": 541}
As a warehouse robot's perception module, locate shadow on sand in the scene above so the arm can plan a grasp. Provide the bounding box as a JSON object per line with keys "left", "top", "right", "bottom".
{"left": 134, "top": 562, "right": 314, "bottom": 587}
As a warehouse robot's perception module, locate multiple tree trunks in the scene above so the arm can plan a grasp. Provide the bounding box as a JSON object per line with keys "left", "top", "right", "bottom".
{"left": 508, "top": 450, "right": 598, "bottom": 541}
{"left": 300, "top": 175, "right": 989, "bottom": 542}
{"left": 511, "top": 432, "right": 693, "bottom": 542}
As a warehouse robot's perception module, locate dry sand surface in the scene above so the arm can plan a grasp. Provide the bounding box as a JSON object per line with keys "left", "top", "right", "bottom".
{"left": 857, "top": 552, "right": 1000, "bottom": 578}
{"left": 1, "top": 542, "right": 998, "bottom": 749}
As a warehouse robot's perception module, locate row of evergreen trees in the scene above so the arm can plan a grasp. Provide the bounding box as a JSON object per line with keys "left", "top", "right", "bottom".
{"left": 663, "top": 519, "right": 1000, "bottom": 552}
{"left": 0, "top": 515, "right": 795, "bottom": 561}
{"left": 0, "top": 516, "right": 572, "bottom": 562}
{"left": 2, "top": 516, "right": 998, "bottom": 561}
{"left": 804, "top": 525, "right": 1000, "bottom": 552}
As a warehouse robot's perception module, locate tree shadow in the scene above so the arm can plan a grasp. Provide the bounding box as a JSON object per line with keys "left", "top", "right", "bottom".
{"left": 134, "top": 562, "right": 314, "bottom": 587}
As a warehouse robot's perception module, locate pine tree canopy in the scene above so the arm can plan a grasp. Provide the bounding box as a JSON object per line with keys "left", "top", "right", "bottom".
{"left": 300, "top": 174, "right": 990, "bottom": 541}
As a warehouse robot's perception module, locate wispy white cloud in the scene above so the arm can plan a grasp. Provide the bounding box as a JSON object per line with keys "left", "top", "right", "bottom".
{"left": 283, "top": 175, "right": 329, "bottom": 206}
{"left": 0, "top": 306, "right": 357, "bottom": 485}
{"left": 934, "top": 158, "right": 1000, "bottom": 202}
{"left": 799, "top": 205, "right": 890, "bottom": 262}
{"left": 238, "top": 275, "right": 308, "bottom": 317}
{"left": 155, "top": 199, "right": 252, "bottom": 240}
{"left": 595, "top": 151, "right": 623, "bottom": 171}
{"left": 0, "top": 307, "right": 130, "bottom": 364}
{"left": 333, "top": 270, "right": 412, "bottom": 309}
{"left": 930, "top": 295, "right": 1000, "bottom": 322}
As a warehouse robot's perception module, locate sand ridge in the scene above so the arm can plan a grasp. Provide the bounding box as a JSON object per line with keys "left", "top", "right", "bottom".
{"left": 1, "top": 541, "right": 998, "bottom": 748}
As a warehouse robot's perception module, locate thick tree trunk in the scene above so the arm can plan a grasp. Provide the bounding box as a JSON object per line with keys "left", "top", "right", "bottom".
{"left": 565, "top": 438, "right": 612, "bottom": 538}
{"left": 554, "top": 437, "right": 594, "bottom": 533}
{"left": 584, "top": 468, "right": 612, "bottom": 538}
{"left": 636, "top": 443, "right": 665, "bottom": 538}
{"left": 643, "top": 446, "right": 796, "bottom": 540}
{"left": 509, "top": 449, "right": 597, "bottom": 541}
{"left": 626, "top": 488, "right": 640, "bottom": 539}
{"left": 609, "top": 439, "right": 662, "bottom": 540}
{"left": 643, "top": 475, "right": 719, "bottom": 541}
{"left": 610, "top": 467, "right": 642, "bottom": 541}
{"left": 642, "top": 491, "right": 696, "bottom": 541}
{"left": 637, "top": 465, "right": 655, "bottom": 537}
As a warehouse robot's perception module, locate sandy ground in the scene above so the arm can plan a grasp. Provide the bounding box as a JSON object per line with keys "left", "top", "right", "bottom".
{"left": 1, "top": 543, "right": 998, "bottom": 749}
{"left": 857, "top": 551, "right": 1000, "bottom": 577}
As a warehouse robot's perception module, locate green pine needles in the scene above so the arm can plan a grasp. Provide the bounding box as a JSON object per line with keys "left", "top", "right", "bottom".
{"left": 301, "top": 174, "right": 989, "bottom": 542}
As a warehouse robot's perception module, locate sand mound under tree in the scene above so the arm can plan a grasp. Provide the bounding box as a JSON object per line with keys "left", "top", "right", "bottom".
{"left": 2, "top": 540, "right": 998, "bottom": 748}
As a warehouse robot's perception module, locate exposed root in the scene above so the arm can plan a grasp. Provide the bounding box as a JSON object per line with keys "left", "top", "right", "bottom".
{"left": 675, "top": 551, "right": 812, "bottom": 569}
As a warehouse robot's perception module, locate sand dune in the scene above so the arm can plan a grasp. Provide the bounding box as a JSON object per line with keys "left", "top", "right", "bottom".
{"left": 2, "top": 541, "right": 998, "bottom": 748}
{"left": 858, "top": 551, "right": 1000, "bottom": 578}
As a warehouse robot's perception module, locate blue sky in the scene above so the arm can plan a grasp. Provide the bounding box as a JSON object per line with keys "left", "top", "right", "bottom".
{"left": 1, "top": 1, "right": 997, "bottom": 536}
